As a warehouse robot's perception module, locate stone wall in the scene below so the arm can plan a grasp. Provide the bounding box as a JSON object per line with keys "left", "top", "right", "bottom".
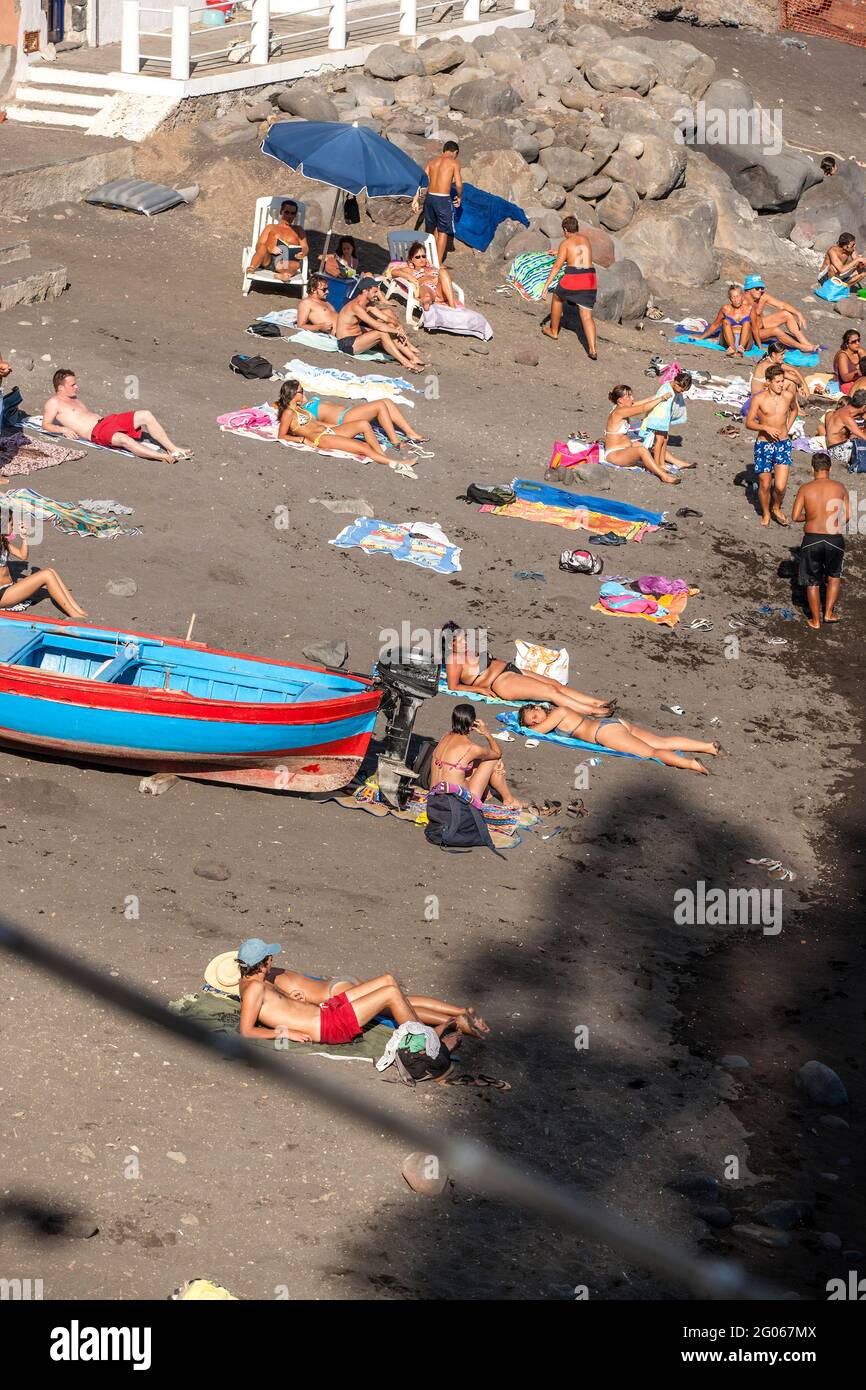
{"left": 572, "top": 0, "right": 780, "bottom": 32}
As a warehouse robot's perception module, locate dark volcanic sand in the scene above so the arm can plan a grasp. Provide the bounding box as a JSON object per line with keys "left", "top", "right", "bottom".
{"left": 0, "top": 22, "right": 861, "bottom": 1300}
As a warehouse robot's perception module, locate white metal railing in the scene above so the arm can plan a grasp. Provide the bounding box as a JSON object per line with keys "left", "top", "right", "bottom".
{"left": 120, "top": 0, "right": 524, "bottom": 79}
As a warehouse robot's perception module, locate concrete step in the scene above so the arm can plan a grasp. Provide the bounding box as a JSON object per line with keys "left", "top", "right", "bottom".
{"left": 14, "top": 86, "right": 108, "bottom": 109}
{"left": 0, "top": 240, "right": 31, "bottom": 267}
{"left": 20, "top": 66, "right": 129, "bottom": 92}
{"left": 0, "top": 262, "right": 68, "bottom": 314}
{"left": 5, "top": 108, "right": 96, "bottom": 130}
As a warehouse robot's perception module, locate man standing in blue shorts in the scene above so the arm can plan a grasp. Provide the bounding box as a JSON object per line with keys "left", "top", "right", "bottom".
{"left": 414, "top": 142, "right": 462, "bottom": 265}
{"left": 745, "top": 364, "right": 798, "bottom": 527}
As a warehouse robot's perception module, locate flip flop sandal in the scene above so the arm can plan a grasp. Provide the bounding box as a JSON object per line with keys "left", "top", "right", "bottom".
{"left": 746, "top": 857, "right": 798, "bottom": 883}
{"left": 659, "top": 521, "right": 678, "bottom": 532}
{"left": 676, "top": 507, "right": 703, "bottom": 518}
{"left": 444, "top": 1073, "right": 512, "bottom": 1091}
{"left": 593, "top": 532, "right": 627, "bottom": 546}
{"left": 173, "top": 449, "right": 195, "bottom": 461}
{"left": 766, "top": 636, "right": 788, "bottom": 646}
{"left": 524, "top": 738, "right": 540, "bottom": 749}
{"left": 689, "top": 618, "right": 714, "bottom": 631}
{"left": 779, "top": 607, "right": 799, "bottom": 621}
{"left": 756, "top": 604, "right": 775, "bottom": 617}
{"left": 388, "top": 461, "right": 418, "bottom": 479}
{"left": 728, "top": 618, "right": 745, "bottom": 630}
{"left": 662, "top": 703, "right": 685, "bottom": 715}
{"left": 566, "top": 798, "right": 589, "bottom": 818}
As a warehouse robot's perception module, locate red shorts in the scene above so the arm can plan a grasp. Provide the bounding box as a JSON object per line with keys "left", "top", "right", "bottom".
{"left": 318, "top": 992, "right": 361, "bottom": 1045}
{"left": 90, "top": 412, "right": 141, "bottom": 449}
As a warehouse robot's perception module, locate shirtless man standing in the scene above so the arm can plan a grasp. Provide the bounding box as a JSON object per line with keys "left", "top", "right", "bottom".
{"left": 42, "top": 369, "right": 191, "bottom": 462}
{"left": 791, "top": 452, "right": 849, "bottom": 629}
{"left": 824, "top": 389, "right": 866, "bottom": 468}
{"left": 334, "top": 279, "right": 424, "bottom": 372}
{"left": 234, "top": 938, "right": 488, "bottom": 1045}
{"left": 745, "top": 274, "right": 817, "bottom": 353}
{"left": 540, "top": 216, "right": 598, "bottom": 360}
{"left": 246, "top": 200, "right": 308, "bottom": 282}
{"left": 296, "top": 273, "right": 338, "bottom": 334}
{"left": 745, "top": 363, "right": 798, "bottom": 526}
{"left": 413, "top": 142, "right": 462, "bottom": 265}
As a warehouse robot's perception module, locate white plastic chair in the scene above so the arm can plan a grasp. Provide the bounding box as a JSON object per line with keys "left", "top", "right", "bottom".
{"left": 242, "top": 196, "right": 309, "bottom": 296}
{"left": 382, "top": 229, "right": 464, "bottom": 328}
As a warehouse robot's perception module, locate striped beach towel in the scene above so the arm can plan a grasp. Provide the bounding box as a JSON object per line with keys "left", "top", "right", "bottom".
{"left": 0, "top": 487, "right": 140, "bottom": 539}
{"left": 505, "top": 252, "right": 564, "bottom": 302}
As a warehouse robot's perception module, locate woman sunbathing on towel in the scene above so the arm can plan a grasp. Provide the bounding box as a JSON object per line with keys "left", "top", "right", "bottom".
{"left": 442, "top": 622, "right": 614, "bottom": 719}
{"left": 0, "top": 522, "right": 87, "bottom": 618}
{"left": 431, "top": 704, "right": 523, "bottom": 809}
{"left": 605, "top": 385, "right": 682, "bottom": 484}
{"left": 274, "top": 381, "right": 429, "bottom": 451}
{"left": 389, "top": 242, "right": 459, "bottom": 310}
{"left": 518, "top": 704, "right": 725, "bottom": 776}
{"left": 276, "top": 381, "right": 418, "bottom": 471}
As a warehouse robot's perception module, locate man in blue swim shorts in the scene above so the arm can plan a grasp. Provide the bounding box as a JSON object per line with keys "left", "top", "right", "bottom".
{"left": 413, "top": 143, "right": 462, "bottom": 265}
{"left": 745, "top": 364, "right": 798, "bottom": 527}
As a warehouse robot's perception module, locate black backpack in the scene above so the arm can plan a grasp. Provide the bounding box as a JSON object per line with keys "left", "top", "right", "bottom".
{"left": 461, "top": 483, "right": 516, "bottom": 507}
{"left": 424, "top": 791, "right": 505, "bottom": 858}
{"left": 246, "top": 321, "right": 282, "bottom": 338}
{"left": 229, "top": 353, "right": 273, "bottom": 379}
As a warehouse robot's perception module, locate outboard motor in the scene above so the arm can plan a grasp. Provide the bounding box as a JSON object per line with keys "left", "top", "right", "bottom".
{"left": 373, "top": 651, "right": 441, "bottom": 807}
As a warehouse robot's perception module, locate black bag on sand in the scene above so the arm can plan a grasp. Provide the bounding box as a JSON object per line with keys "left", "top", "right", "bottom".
{"left": 461, "top": 483, "right": 516, "bottom": 507}
{"left": 392, "top": 1039, "right": 453, "bottom": 1087}
{"left": 424, "top": 792, "right": 505, "bottom": 858}
{"left": 229, "top": 353, "right": 273, "bottom": 379}
{"left": 246, "top": 321, "right": 282, "bottom": 338}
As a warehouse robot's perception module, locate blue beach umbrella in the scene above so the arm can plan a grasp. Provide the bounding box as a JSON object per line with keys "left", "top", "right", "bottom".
{"left": 261, "top": 120, "right": 425, "bottom": 266}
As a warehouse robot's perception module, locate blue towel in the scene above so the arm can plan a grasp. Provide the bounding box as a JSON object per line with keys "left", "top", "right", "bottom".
{"left": 510, "top": 478, "right": 666, "bottom": 526}
{"left": 672, "top": 332, "right": 820, "bottom": 369}
{"left": 453, "top": 183, "right": 528, "bottom": 252}
{"left": 496, "top": 710, "right": 656, "bottom": 762}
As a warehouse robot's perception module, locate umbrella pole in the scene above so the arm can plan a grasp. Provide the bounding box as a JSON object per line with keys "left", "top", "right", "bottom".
{"left": 318, "top": 187, "right": 343, "bottom": 271}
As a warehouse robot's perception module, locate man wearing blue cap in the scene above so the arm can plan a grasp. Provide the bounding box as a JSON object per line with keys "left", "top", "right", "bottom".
{"left": 745, "top": 275, "right": 817, "bottom": 354}
{"left": 234, "top": 938, "right": 489, "bottom": 1046}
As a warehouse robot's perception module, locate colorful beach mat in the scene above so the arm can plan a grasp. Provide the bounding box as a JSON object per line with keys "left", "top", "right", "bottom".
{"left": 0, "top": 486, "right": 140, "bottom": 538}
{"left": 330, "top": 518, "right": 462, "bottom": 574}
{"left": 481, "top": 478, "right": 663, "bottom": 542}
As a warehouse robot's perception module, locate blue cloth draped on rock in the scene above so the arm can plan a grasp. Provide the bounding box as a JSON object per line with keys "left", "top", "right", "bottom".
{"left": 452, "top": 183, "right": 528, "bottom": 252}
{"left": 510, "top": 478, "right": 666, "bottom": 526}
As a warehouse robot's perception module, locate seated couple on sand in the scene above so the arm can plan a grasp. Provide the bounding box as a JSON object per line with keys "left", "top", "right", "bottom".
{"left": 297, "top": 274, "right": 424, "bottom": 373}
{"left": 274, "top": 380, "right": 430, "bottom": 476}
{"left": 700, "top": 278, "right": 816, "bottom": 355}
{"left": 220, "top": 938, "right": 488, "bottom": 1050}
{"left": 42, "top": 369, "right": 191, "bottom": 462}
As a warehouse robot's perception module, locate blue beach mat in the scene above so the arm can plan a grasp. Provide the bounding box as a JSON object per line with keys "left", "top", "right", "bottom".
{"left": 496, "top": 710, "right": 655, "bottom": 761}
{"left": 511, "top": 478, "right": 666, "bottom": 526}
{"left": 672, "top": 333, "right": 820, "bottom": 368}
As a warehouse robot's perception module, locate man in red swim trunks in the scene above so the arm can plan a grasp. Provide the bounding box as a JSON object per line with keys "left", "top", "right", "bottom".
{"left": 42, "top": 368, "right": 191, "bottom": 462}
{"left": 540, "top": 215, "right": 598, "bottom": 361}
{"left": 234, "top": 938, "right": 489, "bottom": 1046}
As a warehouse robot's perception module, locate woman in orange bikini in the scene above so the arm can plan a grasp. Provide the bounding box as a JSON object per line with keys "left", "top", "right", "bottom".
{"left": 276, "top": 380, "right": 417, "bottom": 469}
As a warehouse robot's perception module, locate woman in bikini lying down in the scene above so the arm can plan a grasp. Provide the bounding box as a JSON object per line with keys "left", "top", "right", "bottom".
{"left": 604, "top": 385, "right": 681, "bottom": 484}
{"left": 274, "top": 380, "right": 429, "bottom": 450}
{"left": 0, "top": 522, "right": 87, "bottom": 618}
{"left": 430, "top": 703, "right": 523, "bottom": 809}
{"left": 518, "top": 704, "right": 726, "bottom": 776}
{"left": 275, "top": 381, "right": 418, "bottom": 469}
{"left": 442, "top": 621, "right": 614, "bottom": 719}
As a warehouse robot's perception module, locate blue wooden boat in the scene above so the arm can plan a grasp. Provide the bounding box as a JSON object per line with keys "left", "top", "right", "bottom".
{"left": 0, "top": 612, "right": 381, "bottom": 793}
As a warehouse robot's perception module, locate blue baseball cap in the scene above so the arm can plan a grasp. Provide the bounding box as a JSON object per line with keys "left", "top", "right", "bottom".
{"left": 744, "top": 274, "right": 765, "bottom": 290}
{"left": 237, "top": 938, "right": 282, "bottom": 966}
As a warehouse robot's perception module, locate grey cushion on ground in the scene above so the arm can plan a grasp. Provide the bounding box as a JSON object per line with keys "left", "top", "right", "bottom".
{"left": 619, "top": 189, "right": 721, "bottom": 286}
{"left": 85, "top": 179, "right": 186, "bottom": 216}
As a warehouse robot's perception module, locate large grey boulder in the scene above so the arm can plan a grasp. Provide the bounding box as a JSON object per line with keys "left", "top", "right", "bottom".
{"left": 514, "top": 130, "right": 541, "bottom": 163}
{"left": 417, "top": 40, "right": 466, "bottom": 75}
{"left": 584, "top": 52, "right": 656, "bottom": 98}
{"left": 466, "top": 148, "right": 536, "bottom": 205}
{"left": 485, "top": 48, "right": 522, "bottom": 77}
{"left": 560, "top": 74, "right": 602, "bottom": 112}
{"left": 572, "top": 174, "right": 613, "bottom": 202}
{"left": 539, "top": 44, "right": 578, "bottom": 86}
{"left": 596, "top": 181, "right": 639, "bottom": 231}
{"left": 596, "top": 258, "right": 649, "bottom": 322}
{"left": 647, "top": 85, "right": 694, "bottom": 127}
{"left": 695, "top": 78, "right": 822, "bottom": 212}
{"left": 365, "top": 45, "right": 424, "bottom": 80}
{"left": 620, "top": 37, "right": 715, "bottom": 100}
{"left": 276, "top": 87, "right": 339, "bottom": 122}
{"left": 393, "top": 74, "right": 434, "bottom": 103}
{"left": 449, "top": 76, "right": 519, "bottom": 119}
{"left": 364, "top": 194, "right": 417, "bottom": 226}
{"left": 602, "top": 96, "right": 682, "bottom": 147}
{"left": 539, "top": 146, "right": 595, "bottom": 191}
{"left": 343, "top": 74, "right": 395, "bottom": 106}
{"left": 539, "top": 183, "right": 567, "bottom": 210}
{"left": 602, "top": 148, "right": 643, "bottom": 191}
{"left": 635, "top": 133, "right": 687, "bottom": 200}
{"left": 620, "top": 189, "right": 721, "bottom": 286}
{"left": 685, "top": 150, "right": 801, "bottom": 269}
{"left": 488, "top": 216, "right": 526, "bottom": 261}
{"left": 583, "top": 127, "right": 620, "bottom": 174}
